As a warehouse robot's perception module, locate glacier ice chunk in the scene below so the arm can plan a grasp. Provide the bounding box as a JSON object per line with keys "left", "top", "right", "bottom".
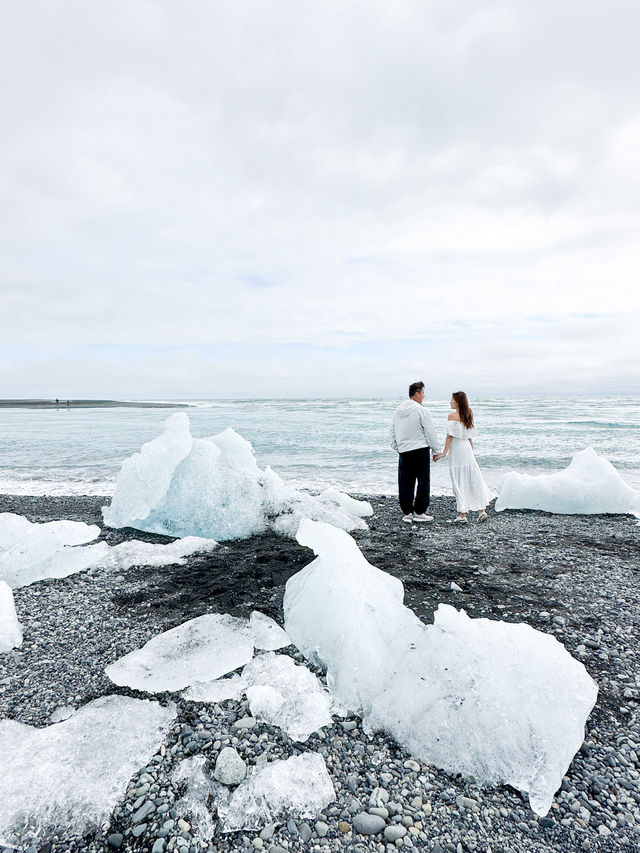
{"left": 0, "top": 695, "right": 175, "bottom": 846}
{"left": 214, "top": 753, "right": 335, "bottom": 831}
{"left": 249, "top": 610, "right": 291, "bottom": 651}
{"left": 496, "top": 447, "right": 640, "bottom": 517}
{"left": 103, "top": 413, "right": 372, "bottom": 541}
{"left": 106, "top": 613, "right": 255, "bottom": 692}
{"left": 0, "top": 580, "right": 23, "bottom": 652}
{"left": 284, "top": 520, "right": 598, "bottom": 816}
{"left": 0, "top": 513, "right": 100, "bottom": 588}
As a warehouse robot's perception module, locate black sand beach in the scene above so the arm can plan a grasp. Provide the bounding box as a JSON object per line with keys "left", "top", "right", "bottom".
{"left": 1, "top": 494, "right": 639, "bottom": 853}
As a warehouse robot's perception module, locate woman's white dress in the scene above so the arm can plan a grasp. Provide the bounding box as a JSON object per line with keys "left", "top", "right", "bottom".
{"left": 447, "top": 421, "right": 491, "bottom": 512}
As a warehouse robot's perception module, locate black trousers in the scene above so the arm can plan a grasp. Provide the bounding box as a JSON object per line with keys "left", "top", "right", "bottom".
{"left": 398, "top": 447, "right": 431, "bottom": 515}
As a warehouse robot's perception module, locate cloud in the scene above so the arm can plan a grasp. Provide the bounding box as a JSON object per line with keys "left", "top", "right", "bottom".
{"left": 1, "top": 0, "right": 639, "bottom": 395}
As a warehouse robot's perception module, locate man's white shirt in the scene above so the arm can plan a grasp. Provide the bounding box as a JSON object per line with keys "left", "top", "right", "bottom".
{"left": 390, "top": 399, "right": 441, "bottom": 454}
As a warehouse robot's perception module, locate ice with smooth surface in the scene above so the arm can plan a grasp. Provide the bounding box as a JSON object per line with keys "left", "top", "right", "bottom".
{"left": 0, "top": 695, "right": 176, "bottom": 846}
{"left": 214, "top": 753, "right": 335, "bottom": 831}
{"left": 0, "top": 580, "right": 23, "bottom": 652}
{"left": 106, "top": 613, "right": 255, "bottom": 693}
{"left": 103, "top": 413, "right": 372, "bottom": 541}
{"left": 496, "top": 447, "right": 640, "bottom": 517}
{"left": 249, "top": 610, "right": 291, "bottom": 651}
{"left": 0, "top": 513, "right": 100, "bottom": 588}
{"left": 284, "top": 520, "right": 598, "bottom": 815}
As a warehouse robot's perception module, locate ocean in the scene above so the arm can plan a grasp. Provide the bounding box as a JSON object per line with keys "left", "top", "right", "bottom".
{"left": 0, "top": 397, "right": 639, "bottom": 498}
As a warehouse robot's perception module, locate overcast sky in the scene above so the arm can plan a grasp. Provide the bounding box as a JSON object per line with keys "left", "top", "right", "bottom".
{"left": 2, "top": 0, "right": 639, "bottom": 398}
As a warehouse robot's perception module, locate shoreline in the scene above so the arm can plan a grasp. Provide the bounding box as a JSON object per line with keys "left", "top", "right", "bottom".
{"left": 0, "top": 399, "right": 190, "bottom": 409}
{"left": 1, "top": 494, "right": 639, "bottom": 852}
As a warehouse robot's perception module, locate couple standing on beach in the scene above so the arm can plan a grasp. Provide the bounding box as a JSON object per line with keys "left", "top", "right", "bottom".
{"left": 390, "top": 381, "right": 491, "bottom": 524}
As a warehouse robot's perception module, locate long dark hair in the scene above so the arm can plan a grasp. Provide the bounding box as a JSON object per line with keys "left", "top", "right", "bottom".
{"left": 452, "top": 391, "right": 474, "bottom": 429}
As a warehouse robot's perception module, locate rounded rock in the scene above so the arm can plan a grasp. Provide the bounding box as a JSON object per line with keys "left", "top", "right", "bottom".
{"left": 214, "top": 746, "right": 247, "bottom": 786}
{"left": 353, "top": 812, "right": 386, "bottom": 835}
{"left": 384, "top": 825, "right": 407, "bottom": 842}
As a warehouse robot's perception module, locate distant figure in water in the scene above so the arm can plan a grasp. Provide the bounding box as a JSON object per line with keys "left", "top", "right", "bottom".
{"left": 434, "top": 391, "right": 491, "bottom": 524}
{"left": 390, "top": 381, "right": 442, "bottom": 524}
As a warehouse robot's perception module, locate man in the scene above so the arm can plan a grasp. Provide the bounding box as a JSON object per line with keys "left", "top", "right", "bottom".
{"left": 390, "top": 381, "right": 441, "bottom": 523}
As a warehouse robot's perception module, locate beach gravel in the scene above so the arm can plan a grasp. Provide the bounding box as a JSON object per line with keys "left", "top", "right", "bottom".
{"left": 0, "top": 493, "right": 639, "bottom": 852}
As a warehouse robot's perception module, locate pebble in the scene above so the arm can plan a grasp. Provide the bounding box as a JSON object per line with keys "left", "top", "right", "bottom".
{"left": 384, "top": 825, "right": 407, "bottom": 842}
{"left": 315, "top": 821, "right": 329, "bottom": 837}
{"left": 353, "top": 812, "right": 386, "bottom": 835}
{"left": 214, "top": 746, "right": 247, "bottom": 785}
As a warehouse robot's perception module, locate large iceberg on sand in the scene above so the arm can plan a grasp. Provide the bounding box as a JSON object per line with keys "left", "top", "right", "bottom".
{"left": 0, "top": 580, "right": 23, "bottom": 652}
{"left": 106, "top": 611, "right": 290, "bottom": 693}
{"left": 284, "top": 520, "right": 598, "bottom": 816}
{"left": 0, "top": 511, "right": 216, "bottom": 589}
{"left": 496, "top": 447, "right": 640, "bottom": 517}
{"left": 0, "top": 695, "right": 175, "bottom": 846}
{"left": 102, "top": 413, "right": 372, "bottom": 541}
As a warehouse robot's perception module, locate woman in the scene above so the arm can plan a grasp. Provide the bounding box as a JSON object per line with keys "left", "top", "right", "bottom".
{"left": 434, "top": 391, "right": 491, "bottom": 523}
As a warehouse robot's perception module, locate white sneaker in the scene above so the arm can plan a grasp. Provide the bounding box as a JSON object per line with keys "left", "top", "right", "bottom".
{"left": 402, "top": 514, "right": 414, "bottom": 523}
{"left": 412, "top": 513, "right": 434, "bottom": 522}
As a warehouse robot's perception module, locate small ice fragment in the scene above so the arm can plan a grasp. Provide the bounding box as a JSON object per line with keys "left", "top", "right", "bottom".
{"left": 49, "top": 705, "right": 76, "bottom": 723}
{"left": 0, "top": 695, "right": 175, "bottom": 847}
{"left": 0, "top": 581, "right": 23, "bottom": 652}
{"left": 242, "top": 653, "right": 334, "bottom": 741}
{"left": 496, "top": 447, "right": 640, "bottom": 517}
{"left": 249, "top": 610, "right": 291, "bottom": 650}
{"left": 214, "top": 753, "right": 335, "bottom": 831}
{"left": 106, "top": 613, "right": 254, "bottom": 693}
{"left": 450, "top": 581, "right": 463, "bottom": 592}
{"left": 172, "top": 755, "right": 217, "bottom": 841}
{"left": 183, "top": 673, "right": 247, "bottom": 704}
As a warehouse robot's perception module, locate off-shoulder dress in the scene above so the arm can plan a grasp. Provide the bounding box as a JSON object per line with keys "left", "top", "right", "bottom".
{"left": 446, "top": 421, "right": 492, "bottom": 513}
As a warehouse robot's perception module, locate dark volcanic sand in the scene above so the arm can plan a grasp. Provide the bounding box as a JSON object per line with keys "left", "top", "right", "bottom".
{"left": 1, "top": 493, "right": 639, "bottom": 852}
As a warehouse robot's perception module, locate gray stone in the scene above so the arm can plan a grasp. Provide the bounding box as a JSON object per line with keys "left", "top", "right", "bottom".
{"left": 233, "top": 716, "right": 257, "bottom": 731}
{"left": 214, "top": 746, "right": 247, "bottom": 786}
{"left": 384, "top": 825, "right": 407, "bottom": 842}
{"left": 131, "top": 823, "right": 148, "bottom": 838}
{"left": 315, "top": 820, "right": 329, "bottom": 837}
{"left": 107, "top": 834, "right": 123, "bottom": 849}
{"left": 152, "top": 840, "right": 166, "bottom": 853}
{"left": 299, "top": 822, "right": 312, "bottom": 842}
{"left": 132, "top": 800, "right": 155, "bottom": 824}
{"left": 260, "top": 824, "right": 276, "bottom": 841}
{"left": 353, "top": 812, "right": 386, "bottom": 835}
{"left": 455, "top": 795, "right": 479, "bottom": 812}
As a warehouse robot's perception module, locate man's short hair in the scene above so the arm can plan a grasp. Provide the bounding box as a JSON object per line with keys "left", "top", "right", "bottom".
{"left": 409, "top": 381, "right": 425, "bottom": 398}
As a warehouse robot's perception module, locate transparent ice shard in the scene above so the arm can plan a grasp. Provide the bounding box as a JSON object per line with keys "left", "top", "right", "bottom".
{"left": 106, "top": 613, "right": 255, "bottom": 693}
{"left": 0, "top": 695, "right": 175, "bottom": 846}
{"left": 215, "top": 753, "right": 334, "bottom": 831}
